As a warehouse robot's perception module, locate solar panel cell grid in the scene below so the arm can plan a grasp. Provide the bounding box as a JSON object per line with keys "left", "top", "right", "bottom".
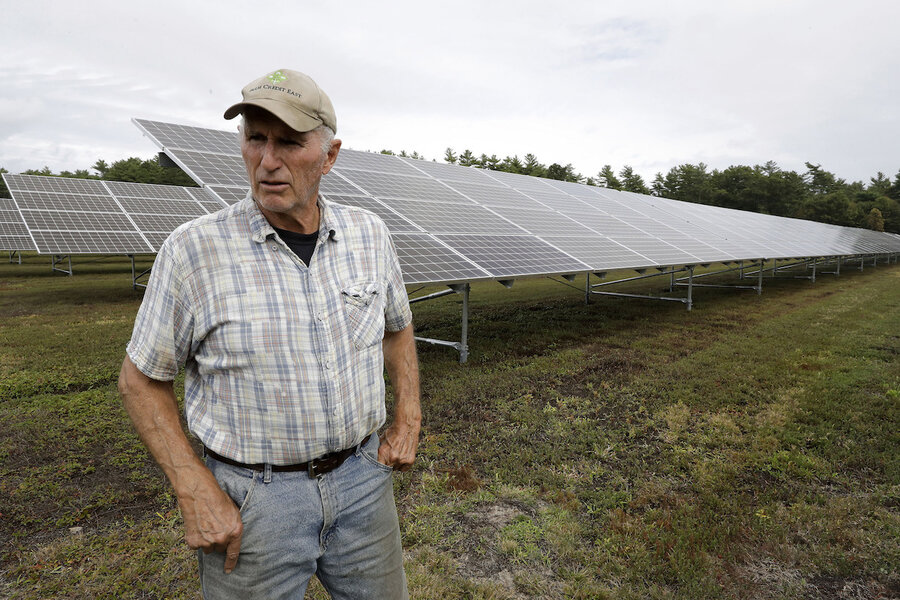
{"left": 0, "top": 222, "right": 29, "bottom": 236}
{"left": 12, "top": 191, "right": 123, "bottom": 213}
{"left": 335, "top": 170, "right": 475, "bottom": 204}
{"left": 104, "top": 180, "right": 199, "bottom": 201}
{"left": 441, "top": 180, "right": 544, "bottom": 209}
{"left": 131, "top": 214, "right": 200, "bottom": 232}
{"left": 135, "top": 119, "right": 240, "bottom": 155}
{"left": 543, "top": 236, "right": 654, "bottom": 269}
{"left": 5, "top": 174, "right": 104, "bottom": 195}
{"left": 401, "top": 158, "right": 496, "bottom": 183}
{"left": 488, "top": 206, "right": 599, "bottom": 237}
{"left": 206, "top": 186, "right": 248, "bottom": 205}
{"left": 437, "top": 234, "right": 589, "bottom": 277}
{"left": 176, "top": 151, "right": 249, "bottom": 187}
{"left": 0, "top": 236, "right": 36, "bottom": 251}
{"left": 390, "top": 233, "right": 490, "bottom": 284}
{"left": 320, "top": 172, "right": 367, "bottom": 196}
{"left": 334, "top": 151, "right": 424, "bottom": 176}
{"left": 29, "top": 231, "right": 152, "bottom": 254}
{"left": 21, "top": 210, "right": 135, "bottom": 232}
{"left": 382, "top": 199, "right": 525, "bottom": 235}
{"left": 0, "top": 208, "right": 23, "bottom": 222}
{"left": 118, "top": 197, "right": 208, "bottom": 217}
{"left": 482, "top": 169, "right": 559, "bottom": 193}
{"left": 320, "top": 195, "right": 421, "bottom": 233}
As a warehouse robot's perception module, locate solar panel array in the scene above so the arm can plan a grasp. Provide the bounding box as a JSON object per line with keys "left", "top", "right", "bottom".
{"left": 4, "top": 119, "right": 898, "bottom": 285}
{"left": 132, "top": 118, "right": 900, "bottom": 285}
{"left": 2, "top": 174, "right": 226, "bottom": 254}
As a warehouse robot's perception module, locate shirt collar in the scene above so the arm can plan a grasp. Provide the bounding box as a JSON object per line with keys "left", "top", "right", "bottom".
{"left": 245, "top": 192, "right": 339, "bottom": 243}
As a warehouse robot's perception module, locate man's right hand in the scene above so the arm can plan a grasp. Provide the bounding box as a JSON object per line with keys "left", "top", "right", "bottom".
{"left": 177, "top": 467, "right": 244, "bottom": 573}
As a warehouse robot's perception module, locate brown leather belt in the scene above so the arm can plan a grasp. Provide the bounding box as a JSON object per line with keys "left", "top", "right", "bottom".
{"left": 204, "top": 434, "right": 371, "bottom": 478}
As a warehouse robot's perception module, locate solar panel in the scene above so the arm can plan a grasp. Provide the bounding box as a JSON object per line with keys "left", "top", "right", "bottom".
{"left": 0, "top": 197, "right": 37, "bottom": 251}
{"left": 3, "top": 174, "right": 220, "bottom": 254}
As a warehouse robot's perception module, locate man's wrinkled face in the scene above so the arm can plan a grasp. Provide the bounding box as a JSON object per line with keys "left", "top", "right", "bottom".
{"left": 240, "top": 107, "right": 339, "bottom": 228}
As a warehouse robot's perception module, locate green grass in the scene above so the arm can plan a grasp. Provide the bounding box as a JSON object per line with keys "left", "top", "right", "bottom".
{"left": 1, "top": 253, "right": 898, "bottom": 599}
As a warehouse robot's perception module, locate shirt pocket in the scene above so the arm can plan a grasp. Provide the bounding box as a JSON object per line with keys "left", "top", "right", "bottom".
{"left": 341, "top": 281, "right": 386, "bottom": 350}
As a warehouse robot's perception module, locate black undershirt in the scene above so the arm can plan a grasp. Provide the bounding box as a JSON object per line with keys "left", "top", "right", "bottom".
{"left": 273, "top": 227, "right": 318, "bottom": 266}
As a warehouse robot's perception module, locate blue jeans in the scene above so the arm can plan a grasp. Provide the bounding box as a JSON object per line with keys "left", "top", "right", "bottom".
{"left": 198, "top": 435, "right": 409, "bottom": 599}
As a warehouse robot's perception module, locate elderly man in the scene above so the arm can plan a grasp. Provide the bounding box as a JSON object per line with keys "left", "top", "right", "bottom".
{"left": 118, "top": 69, "right": 420, "bottom": 599}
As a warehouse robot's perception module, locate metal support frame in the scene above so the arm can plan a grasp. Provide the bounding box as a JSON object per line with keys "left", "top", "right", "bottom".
{"left": 588, "top": 265, "right": 695, "bottom": 311}
{"left": 8, "top": 250, "right": 22, "bottom": 264}
{"left": 820, "top": 256, "right": 842, "bottom": 276}
{"left": 410, "top": 283, "right": 470, "bottom": 363}
{"left": 673, "top": 260, "right": 764, "bottom": 295}
{"left": 130, "top": 255, "right": 153, "bottom": 290}
{"left": 51, "top": 254, "right": 72, "bottom": 276}
{"left": 761, "top": 258, "right": 819, "bottom": 281}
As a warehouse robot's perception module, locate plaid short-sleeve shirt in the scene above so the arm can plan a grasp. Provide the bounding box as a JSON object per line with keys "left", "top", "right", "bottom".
{"left": 126, "top": 195, "right": 412, "bottom": 464}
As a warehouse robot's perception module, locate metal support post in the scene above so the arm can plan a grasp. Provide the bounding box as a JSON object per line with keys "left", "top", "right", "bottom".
{"left": 51, "top": 255, "right": 73, "bottom": 276}
{"left": 810, "top": 258, "right": 817, "bottom": 283}
{"left": 757, "top": 260, "right": 763, "bottom": 294}
{"left": 459, "top": 283, "right": 469, "bottom": 364}
{"left": 585, "top": 272, "right": 590, "bottom": 305}
{"left": 130, "top": 255, "right": 153, "bottom": 290}
{"left": 686, "top": 266, "right": 694, "bottom": 311}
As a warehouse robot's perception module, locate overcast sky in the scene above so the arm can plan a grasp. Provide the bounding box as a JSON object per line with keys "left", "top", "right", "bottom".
{"left": 2, "top": 0, "right": 898, "bottom": 185}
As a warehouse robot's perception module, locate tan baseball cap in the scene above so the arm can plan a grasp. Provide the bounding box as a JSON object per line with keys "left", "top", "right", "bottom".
{"left": 224, "top": 69, "right": 337, "bottom": 133}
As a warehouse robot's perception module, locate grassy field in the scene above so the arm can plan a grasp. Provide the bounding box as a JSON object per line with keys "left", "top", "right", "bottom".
{"left": 1, "top": 254, "right": 898, "bottom": 599}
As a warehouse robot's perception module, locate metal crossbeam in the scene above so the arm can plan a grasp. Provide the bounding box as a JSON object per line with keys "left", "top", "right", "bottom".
{"left": 587, "top": 266, "right": 695, "bottom": 311}
{"left": 410, "top": 283, "right": 470, "bottom": 363}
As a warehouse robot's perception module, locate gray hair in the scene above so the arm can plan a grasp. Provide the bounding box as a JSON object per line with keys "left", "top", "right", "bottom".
{"left": 239, "top": 116, "right": 335, "bottom": 154}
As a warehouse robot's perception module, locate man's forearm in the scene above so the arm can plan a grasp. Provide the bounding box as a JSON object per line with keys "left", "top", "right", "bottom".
{"left": 118, "top": 356, "right": 206, "bottom": 489}
{"left": 380, "top": 324, "right": 421, "bottom": 468}
{"left": 383, "top": 324, "right": 421, "bottom": 425}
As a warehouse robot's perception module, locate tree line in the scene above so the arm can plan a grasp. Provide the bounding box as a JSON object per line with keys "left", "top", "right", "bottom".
{"left": 3, "top": 148, "right": 899, "bottom": 234}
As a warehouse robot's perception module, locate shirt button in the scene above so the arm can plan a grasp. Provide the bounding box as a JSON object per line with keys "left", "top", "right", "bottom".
{"left": 271, "top": 245, "right": 278, "bottom": 252}
{"left": 332, "top": 407, "right": 339, "bottom": 416}
{"left": 325, "top": 360, "right": 332, "bottom": 369}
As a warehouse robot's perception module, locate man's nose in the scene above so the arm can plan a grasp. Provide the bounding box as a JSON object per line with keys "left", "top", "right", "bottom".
{"left": 260, "top": 138, "right": 282, "bottom": 170}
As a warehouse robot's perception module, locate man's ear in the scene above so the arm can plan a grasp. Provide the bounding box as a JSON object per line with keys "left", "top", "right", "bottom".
{"left": 323, "top": 139, "right": 342, "bottom": 175}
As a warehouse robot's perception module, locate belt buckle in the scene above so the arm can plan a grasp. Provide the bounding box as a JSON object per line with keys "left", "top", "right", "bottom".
{"left": 307, "top": 454, "right": 338, "bottom": 478}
